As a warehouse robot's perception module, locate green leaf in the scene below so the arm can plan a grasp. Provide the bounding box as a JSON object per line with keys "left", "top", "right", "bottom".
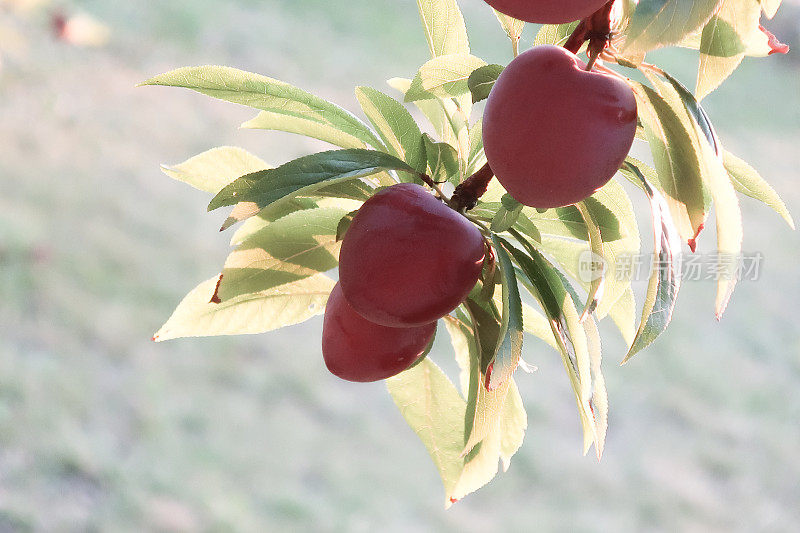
{"left": 490, "top": 194, "right": 524, "bottom": 233}
{"left": 620, "top": 157, "right": 657, "bottom": 191}
{"left": 493, "top": 10, "right": 525, "bottom": 42}
{"left": 697, "top": 0, "right": 762, "bottom": 101}
{"left": 659, "top": 72, "right": 722, "bottom": 156}
{"left": 632, "top": 81, "right": 709, "bottom": 242}
{"left": 406, "top": 54, "right": 488, "bottom": 102}
{"left": 506, "top": 232, "right": 600, "bottom": 452}
{"left": 228, "top": 197, "right": 322, "bottom": 244}
{"left": 416, "top": 0, "right": 470, "bottom": 58}
{"left": 386, "top": 358, "right": 469, "bottom": 508}
{"left": 587, "top": 181, "right": 640, "bottom": 319}
{"left": 388, "top": 77, "right": 458, "bottom": 148}
{"left": 388, "top": 76, "right": 472, "bottom": 168}
{"left": 153, "top": 273, "right": 334, "bottom": 341}
{"left": 335, "top": 210, "right": 358, "bottom": 242}
{"left": 355, "top": 87, "right": 427, "bottom": 173}
{"left": 467, "top": 118, "right": 486, "bottom": 175}
{"left": 215, "top": 207, "right": 348, "bottom": 301}
{"left": 534, "top": 22, "right": 580, "bottom": 46}
{"left": 724, "top": 150, "right": 794, "bottom": 229}
{"left": 468, "top": 64, "right": 503, "bottom": 104}
{"left": 141, "top": 66, "right": 384, "bottom": 150}
{"left": 648, "top": 75, "right": 742, "bottom": 317}
{"left": 458, "top": 298, "right": 517, "bottom": 472}
{"left": 609, "top": 285, "right": 637, "bottom": 349}
{"left": 487, "top": 236, "right": 524, "bottom": 390}
{"left": 208, "top": 149, "right": 416, "bottom": 215}
{"left": 624, "top": 175, "right": 683, "bottom": 362}
{"left": 423, "top": 134, "right": 461, "bottom": 184}
{"left": 499, "top": 379, "right": 527, "bottom": 471}
{"left": 241, "top": 111, "right": 369, "bottom": 150}
{"left": 583, "top": 317, "right": 608, "bottom": 459}
{"left": 575, "top": 201, "right": 606, "bottom": 320}
{"left": 624, "top": 0, "right": 723, "bottom": 55}
{"left": 161, "top": 146, "right": 270, "bottom": 194}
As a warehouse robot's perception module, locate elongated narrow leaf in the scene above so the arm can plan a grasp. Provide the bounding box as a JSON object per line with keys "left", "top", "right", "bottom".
{"left": 467, "top": 118, "right": 486, "bottom": 175}
{"left": 468, "top": 64, "right": 503, "bottom": 103}
{"left": 387, "top": 359, "right": 470, "bottom": 508}
{"left": 534, "top": 22, "right": 580, "bottom": 46}
{"left": 624, "top": 176, "right": 683, "bottom": 362}
{"left": 610, "top": 285, "right": 637, "bottom": 348}
{"left": 724, "top": 150, "right": 794, "bottom": 229}
{"left": 575, "top": 202, "right": 606, "bottom": 321}
{"left": 624, "top": 0, "right": 723, "bottom": 54}
{"left": 487, "top": 236, "right": 524, "bottom": 390}
{"left": 697, "top": 0, "right": 762, "bottom": 101}
{"left": 416, "top": 0, "right": 470, "bottom": 58}
{"left": 632, "top": 82, "right": 709, "bottom": 242}
{"left": 506, "top": 231, "right": 599, "bottom": 450}
{"left": 493, "top": 10, "right": 525, "bottom": 42}
{"left": 161, "top": 146, "right": 270, "bottom": 194}
{"left": 423, "top": 134, "right": 460, "bottom": 184}
{"left": 527, "top": 182, "right": 638, "bottom": 322}
{"left": 216, "top": 207, "right": 348, "bottom": 301}
{"left": 406, "top": 54, "right": 488, "bottom": 102}
{"left": 141, "top": 66, "right": 384, "bottom": 150}
{"left": 388, "top": 77, "right": 458, "bottom": 148}
{"left": 499, "top": 379, "right": 527, "bottom": 471}
{"left": 241, "top": 111, "right": 368, "bottom": 149}
{"left": 154, "top": 273, "right": 334, "bottom": 341}
{"left": 649, "top": 76, "right": 742, "bottom": 317}
{"left": 208, "top": 149, "right": 415, "bottom": 215}
{"left": 583, "top": 318, "right": 608, "bottom": 459}
{"left": 455, "top": 298, "right": 522, "bottom": 482}
{"left": 490, "top": 194, "right": 523, "bottom": 233}
{"left": 355, "top": 87, "right": 427, "bottom": 173}
{"left": 228, "top": 197, "right": 321, "bottom": 244}
{"left": 761, "top": 0, "right": 783, "bottom": 19}
{"left": 658, "top": 72, "right": 723, "bottom": 159}
{"left": 586, "top": 183, "right": 640, "bottom": 319}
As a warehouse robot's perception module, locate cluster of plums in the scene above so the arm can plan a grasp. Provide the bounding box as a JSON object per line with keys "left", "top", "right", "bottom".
{"left": 323, "top": 184, "right": 486, "bottom": 382}
{"left": 322, "top": 2, "right": 638, "bottom": 382}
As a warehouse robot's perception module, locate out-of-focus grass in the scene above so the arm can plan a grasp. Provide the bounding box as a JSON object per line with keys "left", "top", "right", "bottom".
{"left": 0, "top": 1, "right": 798, "bottom": 531}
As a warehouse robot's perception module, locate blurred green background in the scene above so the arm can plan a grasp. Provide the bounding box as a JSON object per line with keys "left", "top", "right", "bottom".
{"left": 1, "top": 0, "right": 798, "bottom": 531}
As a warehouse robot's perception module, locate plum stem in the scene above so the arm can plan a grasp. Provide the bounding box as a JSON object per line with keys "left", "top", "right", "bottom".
{"left": 417, "top": 172, "right": 451, "bottom": 203}
{"left": 564, "top": 0, "right": 616, "bottom": 59}
{"left": 585, "top": 51, "right": 600, "bottom": 72}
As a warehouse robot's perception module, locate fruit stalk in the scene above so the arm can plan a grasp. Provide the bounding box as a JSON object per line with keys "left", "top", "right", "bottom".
{"left": 563, "top": 0, "right": 616, "bottom": 62}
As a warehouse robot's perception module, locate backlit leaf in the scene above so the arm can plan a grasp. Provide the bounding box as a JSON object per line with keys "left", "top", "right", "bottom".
{"left": 216, "top": 207, "right": 349, "bottom": 301}
{"left": 468, "top": 64, "right": 503, "bottom": 103}
{"left": 141, "top": 66, "right": 383, "bottom": 150}
{"left": 405, "top": 54, "right": 488, "bottom": 102}
{"left": 355, "top": 87, "right": 427, "bottom": 173}
{"left": 697, "top": 0, "right": 762, "bottom": 101}
{"left": 416, "top": 0, "right": 470, "bottom": 58}
{"left": 724, "top": 150, "right": 794, "bottom": 229}
{"left": 153, "top": 274, "right": 334, "bottom": 341}
{"left": 624, "top": 0, "right": 723, "bottom": 54}
{"left": 208, "top": 149, "right": 415, "bottom": 215}
{"left": 624, "top": 174, "right": 683, "bottom": 361}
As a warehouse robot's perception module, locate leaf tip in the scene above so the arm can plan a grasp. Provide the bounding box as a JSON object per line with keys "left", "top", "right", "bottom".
{"left": 688, "top": 223, "right": 705, "bottom": 253}
{"left": 210, "top": 274, "right": 224, "bottom": 304}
